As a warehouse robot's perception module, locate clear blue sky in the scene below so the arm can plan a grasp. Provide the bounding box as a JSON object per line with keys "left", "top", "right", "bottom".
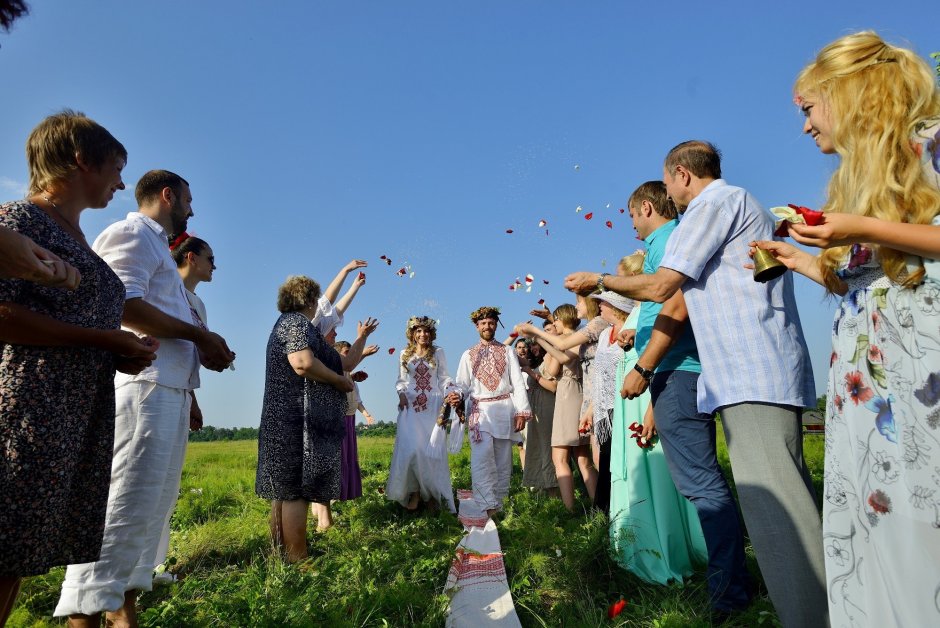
{"left": 2, "top": 1, "right": 936, "bottom": 427}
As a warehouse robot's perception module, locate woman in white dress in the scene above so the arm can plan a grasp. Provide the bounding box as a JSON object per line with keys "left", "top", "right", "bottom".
{"left": 386, "top": 316, "right": 457, "bottom": 512}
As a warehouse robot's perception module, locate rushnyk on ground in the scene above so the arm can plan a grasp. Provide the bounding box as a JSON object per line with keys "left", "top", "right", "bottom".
{"left": 10, "top": 429, "right": 823, "bottom": 626}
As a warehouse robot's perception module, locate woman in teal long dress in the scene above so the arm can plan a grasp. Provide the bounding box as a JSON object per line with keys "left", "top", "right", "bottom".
{"left": 609, "top": 259, "right": 707, "bottom": 585}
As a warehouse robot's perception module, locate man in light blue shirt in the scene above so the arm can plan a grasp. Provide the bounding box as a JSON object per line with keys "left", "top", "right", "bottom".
{"left": 566, "top": 142, "right": 825, "bottom": 627}
{"left": 623, "top": 181, "right": 750, "bottom": 615}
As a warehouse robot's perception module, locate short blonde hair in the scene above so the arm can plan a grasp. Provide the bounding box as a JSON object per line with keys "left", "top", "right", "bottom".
{"left": 277, "top": 275, "right": 321, "bottom": 313}
{"left": 553, "top": 303, "right": 579, "bottom": 330}
{"left": 26, "top": 109, "right": 127, "bottom": 195}
{"left": 618, "top": 251, "right": 646, "bottom": 277}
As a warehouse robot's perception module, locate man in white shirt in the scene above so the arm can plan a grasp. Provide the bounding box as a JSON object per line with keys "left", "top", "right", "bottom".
{"left": 56, "top": 170, "right": 235, "bottom": 628}
{"left": 451, "top": 306, "right": 531, "bottom": 518}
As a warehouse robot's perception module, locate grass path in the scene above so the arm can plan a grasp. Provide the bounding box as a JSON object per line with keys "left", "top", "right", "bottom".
{"left": 10, "top": 428, "right": 825, "bottom": 626}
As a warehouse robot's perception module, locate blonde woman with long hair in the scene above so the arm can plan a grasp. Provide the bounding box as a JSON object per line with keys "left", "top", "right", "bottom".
{"left": 385, "top": 316, "right": 458, "bottom": 512}
{"left": 753, "top": 32, "right": 940, "bottom": 625}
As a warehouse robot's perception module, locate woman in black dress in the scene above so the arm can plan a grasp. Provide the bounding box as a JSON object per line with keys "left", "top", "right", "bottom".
{"left": 256, "top": 275, "right": 376, "bottom": 560}
{"left": 0, "top": 111, "right": 156, "bottom": 624}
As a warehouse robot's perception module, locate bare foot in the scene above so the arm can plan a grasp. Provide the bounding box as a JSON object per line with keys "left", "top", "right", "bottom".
{"left": 405, "top": 492, "right": 420, "bottom": 511}
{"left": 104, "top": 589, "right": 138, "bottom": 628}
{"left": 67, "top": 615, "right": 102, "bottom": 628}
{"left": 486, "top": 508, "right": 498, "bottom": 519}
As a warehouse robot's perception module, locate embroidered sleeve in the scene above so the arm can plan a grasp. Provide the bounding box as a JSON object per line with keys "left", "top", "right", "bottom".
{"left": 506, "top": 349, "right": 532, "bottom": 419}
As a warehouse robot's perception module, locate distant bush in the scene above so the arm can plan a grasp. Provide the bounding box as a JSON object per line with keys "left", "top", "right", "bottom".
{"left": 356, "top": 420, "right": 397, "bottom": 437}
{"left": 189, "top": 426, "right": 260, "bottom": 442}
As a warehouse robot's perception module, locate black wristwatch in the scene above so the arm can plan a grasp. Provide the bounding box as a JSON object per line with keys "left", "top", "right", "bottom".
{"left": 633, "top": 363, "right": 654, "bottom": 382}
{"left": 596, "top": 272, "right": 610, "bottom": 292}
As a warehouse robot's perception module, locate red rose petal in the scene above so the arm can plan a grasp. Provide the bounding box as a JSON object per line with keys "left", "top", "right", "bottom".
{"left": 605, "top": 220, "right": 613, "bottom": 229}
{"left": 379, "top": 255, "right": 386, "bottom": 260}
{"left": 537, "top": 299, "right": 545, "bottom": 305}
{"left": 608, "top": 599, "right": 627, "bottom": 619}
{"left": 509, "top": 332, "right": 519, "bottom": 338}
{"left": 506, "top": 229, "right": 514, "bottom": 234}
{"left": 357, "top": 271, "right": 366, "bottom": 280}
{"left": 788, "top": 203, "right": 824, "bottom": 226}
{"left": 619, "top": 208, "right": 625, "bottom": 214}
{"left": 388, "top": 348, "right": 395, "bottom": 355}
{"left": 584, "top": 212, "right": 593, "bottom": 220}
{"left": 542, "top": 279, "right": 549, "bottom": 285}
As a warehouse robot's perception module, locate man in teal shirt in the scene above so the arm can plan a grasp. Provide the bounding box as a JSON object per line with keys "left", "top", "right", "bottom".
{"left": 622, "top": 181, "right": 750, "bottom": 616}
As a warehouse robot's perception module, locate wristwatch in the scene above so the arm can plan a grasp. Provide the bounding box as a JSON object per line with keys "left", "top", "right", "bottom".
{"left": 596, "top": 272, "right": 610, "bottom": 292}
{"left": 633, "top": 363, "right": 654, "bottom": 382}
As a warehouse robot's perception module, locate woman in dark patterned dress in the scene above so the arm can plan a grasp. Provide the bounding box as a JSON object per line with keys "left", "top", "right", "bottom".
{"left": 0, "top": 111, "right": 157, "bottom": 624}
{"left": 256, "top": 275, "right": 377, "bottom": 561}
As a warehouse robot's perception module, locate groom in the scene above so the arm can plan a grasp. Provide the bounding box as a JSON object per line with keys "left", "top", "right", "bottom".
{"left": 450, "top": 306, "right": 531, "bottom": 518}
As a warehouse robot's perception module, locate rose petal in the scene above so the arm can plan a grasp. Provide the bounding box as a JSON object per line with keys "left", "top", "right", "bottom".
{"left": 525, "top": 274, "right": 534, "bottom": 284}
{"left": 584, "top": 212, "right": 593, "bottom": 220}
{"left": 619, "top": 208, "right": 625, "bottom": 214}
{"left": 538, "top": 219, "right": 547, "bottom": 227}
{"left": 542, "top": 279, "right": 549, "bottom": 285}
{"left": 357, "top": 271, "right": 366, "bottom": 280}
{"left": 789, "top": 203, "right": 825, "bottom": 226}
{"left": 608, "top": 599, "right": 627, "bottom": 620}
{"left": 388, "top": 348, "right": 395, "bottom": 354}
{"left": 576, "top": 205, "right": 583, "bottom": 213}
{"left": 506, "top": 229, "right": 514, "bottom": 234}
{"left": 509, "top": 332, "right": 519, "bottom": 338}
{"left": 605, "top": 220, "right": 613, "bottom": 229}
{"left": 537, "top": 299, "right": 545, "bottom": 305}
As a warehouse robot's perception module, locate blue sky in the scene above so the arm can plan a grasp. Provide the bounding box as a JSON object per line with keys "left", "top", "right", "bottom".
{"left": 1, "top": 1, "right": 936, "bottom": 427}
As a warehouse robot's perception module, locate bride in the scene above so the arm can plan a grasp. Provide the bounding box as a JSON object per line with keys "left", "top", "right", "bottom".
{"left": 385, "top": 316, "right": 457, "bottom": 512}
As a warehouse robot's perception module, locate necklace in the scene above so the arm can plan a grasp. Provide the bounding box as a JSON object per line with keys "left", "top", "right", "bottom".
{"left": 37, "top": 194, "right": 85, "bottom": 239}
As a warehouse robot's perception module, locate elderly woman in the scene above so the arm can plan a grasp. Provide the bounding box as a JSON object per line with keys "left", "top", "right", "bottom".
{"left": 256, "top": 275, "right": 376, "bottom": 561}
{"left": 0, "top": 111, "right": 156, "bottom": 624}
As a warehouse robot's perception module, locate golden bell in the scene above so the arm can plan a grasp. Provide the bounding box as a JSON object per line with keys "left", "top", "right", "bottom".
{"left": 753, "top": 248, "right": 788, "bottom": 283}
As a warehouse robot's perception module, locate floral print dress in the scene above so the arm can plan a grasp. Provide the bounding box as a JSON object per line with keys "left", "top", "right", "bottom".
{"left": 0, "top": 201, "right": 125, "bottom": 576}
{"left": 823, "top": 119, "right": 940, "bottom": 626}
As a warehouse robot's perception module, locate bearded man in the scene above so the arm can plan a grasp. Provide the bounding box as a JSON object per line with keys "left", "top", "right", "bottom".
{"left": 450, "top": 306, "right": 531, "bottom": 518}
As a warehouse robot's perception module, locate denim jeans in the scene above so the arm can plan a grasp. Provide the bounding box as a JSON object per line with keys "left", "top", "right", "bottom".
{"left": 650, "top": 370, "right": 750, "bottom": 612}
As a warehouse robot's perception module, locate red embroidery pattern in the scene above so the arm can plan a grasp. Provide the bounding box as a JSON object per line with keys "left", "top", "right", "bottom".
{"left": 445, "top": 549, "right": 507, "bottom": 590}
{"left": 466, "top": 393, "right": 511, "bottom": 443}
{"left": 412, "top": 359, "right": 432, "bottom": 412}
{"left": 469, "top": 341, "right": 506, "bottom": 392}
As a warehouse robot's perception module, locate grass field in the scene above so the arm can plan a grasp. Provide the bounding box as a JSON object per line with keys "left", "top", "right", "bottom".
{"left": 9, "top": 427, "right": 825, "bottom": 627}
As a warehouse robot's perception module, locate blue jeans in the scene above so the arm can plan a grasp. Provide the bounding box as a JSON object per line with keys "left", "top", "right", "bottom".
{"left": 650, "top": 370, "right": 750, "bottom": 612}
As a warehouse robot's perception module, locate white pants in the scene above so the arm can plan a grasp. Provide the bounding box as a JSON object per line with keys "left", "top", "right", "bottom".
{"left": 55, "top": 381, "right": 190, "bottom": 616}
{"left": 470, "top": 432, "right": 513, "bottom": 511}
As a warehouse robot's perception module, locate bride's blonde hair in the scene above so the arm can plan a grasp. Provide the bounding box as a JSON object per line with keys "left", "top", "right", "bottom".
{"left": 400, "top": 316, "right": 439, "bottom": 367}
{"left": 794, "top": 31, "right": 940, "bottom": 292}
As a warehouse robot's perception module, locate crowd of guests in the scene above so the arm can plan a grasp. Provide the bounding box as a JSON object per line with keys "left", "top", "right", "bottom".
{"left": 1, "top": 30, "right": 939, "bottom": 628}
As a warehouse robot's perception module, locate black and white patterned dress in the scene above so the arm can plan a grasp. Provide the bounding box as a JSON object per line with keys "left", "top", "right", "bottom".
{"left": 255, "top": 312, "right": 346, "bottom": 503}
{"left": 0, "top": 200, "right": 125, "bottom": 576}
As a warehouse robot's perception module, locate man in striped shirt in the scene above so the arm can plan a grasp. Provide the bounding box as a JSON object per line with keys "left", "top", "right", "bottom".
{"left": 565, "top": 141, "right": 826, "bottom": 628}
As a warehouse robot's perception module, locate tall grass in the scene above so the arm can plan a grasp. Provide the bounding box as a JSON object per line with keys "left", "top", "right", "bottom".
{"left": 10, "top": 426, "right": 825, "bottom": 626}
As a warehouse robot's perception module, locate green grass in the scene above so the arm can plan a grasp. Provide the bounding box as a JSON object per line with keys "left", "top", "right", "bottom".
{"left": 10, "top": 426, "right": 826, "bottom": 627}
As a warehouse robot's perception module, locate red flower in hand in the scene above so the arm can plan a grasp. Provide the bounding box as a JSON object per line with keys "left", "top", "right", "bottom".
{"left": 774, "top": 204, "right": 825, "bottom": 236}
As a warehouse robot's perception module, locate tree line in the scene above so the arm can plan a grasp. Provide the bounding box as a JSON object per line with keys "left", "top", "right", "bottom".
{"left": 189, "top": 421, "right": 398, "bottom": 442}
